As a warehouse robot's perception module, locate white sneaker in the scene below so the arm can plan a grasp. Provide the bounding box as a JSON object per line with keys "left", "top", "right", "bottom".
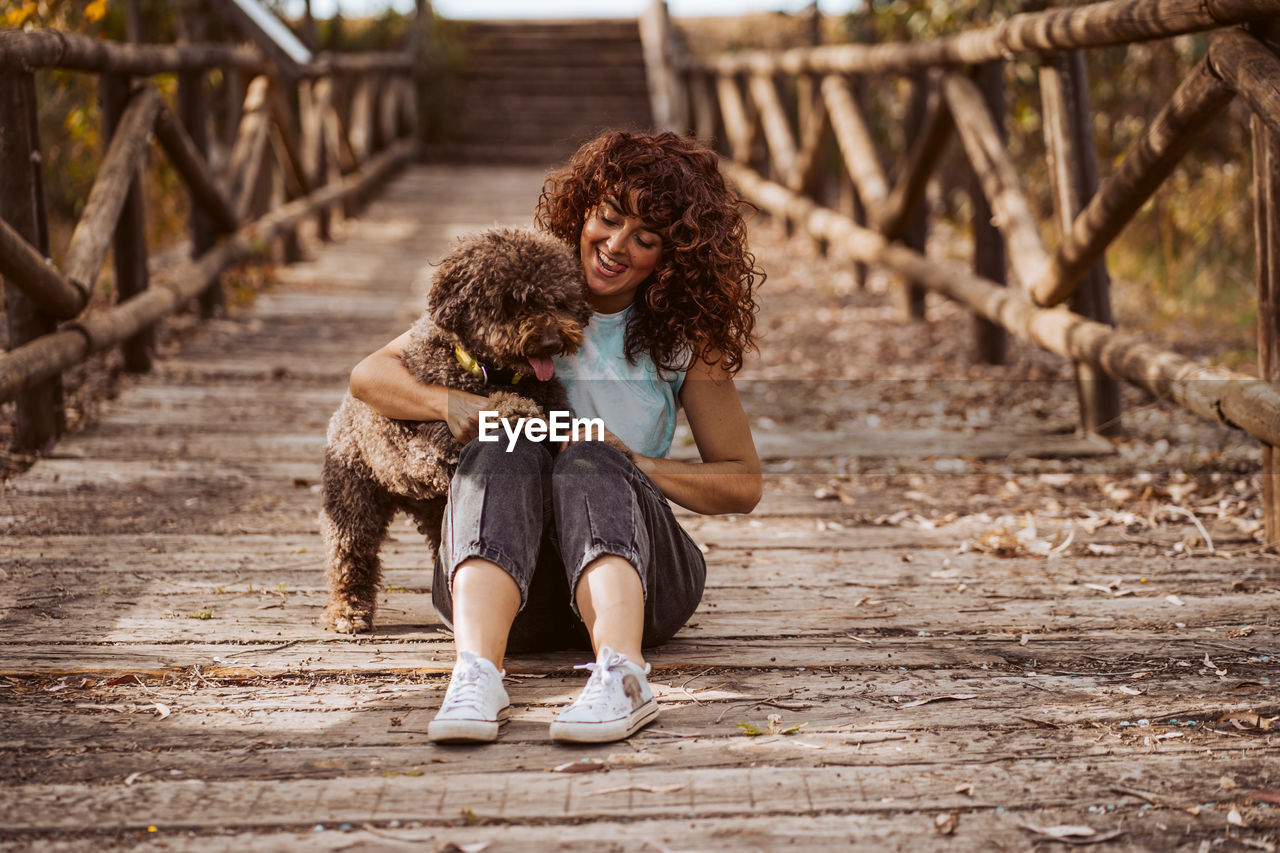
{"left": 550, "top": 646, "right": 658, "bottom": 743}
{"left": 428, "top": 650, "right": 510, "bottom": 743}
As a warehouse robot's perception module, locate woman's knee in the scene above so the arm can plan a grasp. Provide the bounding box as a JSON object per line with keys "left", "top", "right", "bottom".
{"left": 457, "top": 435, "right": 550, "bottom": 478}
{"left": 552, "top": 439, "right": 630, "bottom": 484}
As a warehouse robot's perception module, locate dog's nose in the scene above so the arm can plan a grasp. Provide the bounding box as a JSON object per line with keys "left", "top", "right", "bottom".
{"left": 531, "top": 331, "right": 563, "bottom": 358}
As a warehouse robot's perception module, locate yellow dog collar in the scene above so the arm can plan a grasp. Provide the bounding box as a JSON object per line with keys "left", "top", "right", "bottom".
{"left": 454, "top": 345, "right": 524, "bottom": 385}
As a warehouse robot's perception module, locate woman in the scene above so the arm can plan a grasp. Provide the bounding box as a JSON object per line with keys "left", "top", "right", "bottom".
{"left": 349, "top": 131, "right": 763, "bottom": 744}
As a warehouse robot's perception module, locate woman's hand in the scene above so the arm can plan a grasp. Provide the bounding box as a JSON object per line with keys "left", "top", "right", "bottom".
{"left": 446, "top": 389, "right": 490, "bottom": 443}
{"left": 566, "top": 422, "right": 636, "bottom": 461}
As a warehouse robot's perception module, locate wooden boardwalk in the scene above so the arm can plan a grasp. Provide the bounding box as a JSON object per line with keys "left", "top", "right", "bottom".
{"left": 2, "top": 165, "right": 1279, "bottom": 851}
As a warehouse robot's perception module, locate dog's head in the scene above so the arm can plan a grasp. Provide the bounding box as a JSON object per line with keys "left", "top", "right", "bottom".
{"left": 428, "top": 227, "right": 591, "bottom": 381}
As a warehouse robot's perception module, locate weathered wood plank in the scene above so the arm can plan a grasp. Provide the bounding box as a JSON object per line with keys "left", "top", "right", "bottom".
{"left": 1, "top": 629, "right": 1272, "bottom": 678}
{"left": 1, "top": 750, "right": 1274, "bottom": 832}
{"left": 1, "top": 670, "right": 1265, "bottom": 755}
{"left": 95, "top": 808, "right": 1275, "bottom": 853}
{"left": 4, "top": 570, "right": 1272, "bottom": 643}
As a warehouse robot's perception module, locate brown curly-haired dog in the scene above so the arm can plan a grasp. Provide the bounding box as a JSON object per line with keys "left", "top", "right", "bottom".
{"left": 321, "top": 227, "right": 592, "bottom": 634}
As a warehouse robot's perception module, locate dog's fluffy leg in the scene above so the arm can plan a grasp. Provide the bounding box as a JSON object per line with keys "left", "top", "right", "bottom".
{"left": 486, "top": 390, "right": 545, "bottom": 422}
{"left": 321, "top": 452, "right": 396, "bottom": 633}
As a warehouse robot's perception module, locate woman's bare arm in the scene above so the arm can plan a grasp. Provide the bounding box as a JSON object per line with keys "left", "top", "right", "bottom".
{"left": 349, "top": 331, "right": 488, "bottom": 442}
{"left": 631, "top": 354, "right": 762, "bottom": 515}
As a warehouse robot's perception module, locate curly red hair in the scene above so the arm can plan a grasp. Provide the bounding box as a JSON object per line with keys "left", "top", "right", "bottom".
{"left": 536, "top": 131, "right": 761, "bottom": 375}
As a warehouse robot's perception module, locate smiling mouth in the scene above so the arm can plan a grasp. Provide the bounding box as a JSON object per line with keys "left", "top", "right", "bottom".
{"left": 595, "top": 249, "right": 626, "bottom": 276}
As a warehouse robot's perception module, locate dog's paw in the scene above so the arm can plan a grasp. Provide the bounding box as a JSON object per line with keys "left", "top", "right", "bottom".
{"left": 487, "top": 390, "right": 544, "bottom": 421}
{"left": 323, "top": 602, "right": 374, "bottom": 634}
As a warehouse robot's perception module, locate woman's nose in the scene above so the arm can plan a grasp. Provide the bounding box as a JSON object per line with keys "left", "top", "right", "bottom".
{"left": 604, "top": 231, "right": 626, "bottom": 256}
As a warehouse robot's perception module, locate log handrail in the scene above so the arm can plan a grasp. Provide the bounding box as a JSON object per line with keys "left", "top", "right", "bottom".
{"left": 61, "top": 85, "right": 166, "bottom": 297}
{"left": 653, "top": 0, "right": 1280, "bottom": 542}
{"left": 1031, "top": 55, "right": 1234, "bottom": 306}
{"left": 692, "top": 0, "right": 1280, "bottom": 76}
{"left": 723, "top": 161, "right": 1280, "bottom": 447}
{"left": 0, "top": 19, "right": 422, "bottom": 453}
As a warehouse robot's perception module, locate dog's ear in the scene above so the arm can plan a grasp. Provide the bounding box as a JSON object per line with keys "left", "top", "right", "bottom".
{"left": 427, "top": 239, "right": 474, "bottom": 336}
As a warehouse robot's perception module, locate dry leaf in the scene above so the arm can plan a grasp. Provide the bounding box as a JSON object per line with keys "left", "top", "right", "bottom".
{"left": 1252, "top": 789, "right": 1280, "bottom": 805}
{"left": 934, "top": 811, "right": 960, "bottom": 835}
{"left": 604, "top": 752, "right": 660, "bottom": 767}
{"left": 1228, "top": 809, "right": 1245, "bottom": 827}
{"left": 1165, "top": 594, "right": 1185, "bottom": 607}
{"left": 1019, "top": 823, "right": 1124, "bottom": 844}
{"left": 586, "top": 783, "right": 685, "bottom": 797}
{"left": 901, "top": 694, "right": 977, "bottom": 708}
{"left": 550, "top": 758, "right": 605, "bottom": 773}
{"left": 1220, "top": 776, "right": 1238, "bottom": 790}
{"left": 153, "top": 702, "right": 171, "bottom": 719}
{"left": 1020, "top": 823, "right": 1098, "bottom": 838}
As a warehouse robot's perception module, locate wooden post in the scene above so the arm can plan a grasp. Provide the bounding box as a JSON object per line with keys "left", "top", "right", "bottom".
{"left": 898, "top": 71, "right": 929, "bottom": 320}
{"left": 0, "top": 71, "right": 64, "bottom": 451}
{"left": 1253, "top": 21, "right": 1280, "bottom": 545}
{"left": 273, "top": 83, "right": 305, "bottom": 264}
{"left": 106, "top": 3, "right": 151, "bottom": 370}
{"left": 412, "top": 0, "right": 432, "bottom": 158}
{"left": 302, "top": 0, "right": 319, "bottom": 52}
{"left": 1257, "top": 111, "right": 1280, "bottom": 545}
{"left": 176, "top": 12, "right": 223, "bottom": 318}
{"left": 1041, "top": 50, "right": 1122, "bottom": 436}
{"left": 972, "top": 61, "right": 1007, "bottom": 365}
{"left": 99, "top": 74, "right": 152, "bottom": 373}
{"left": 301, "top": 78, "right": 331, "bottom": 241}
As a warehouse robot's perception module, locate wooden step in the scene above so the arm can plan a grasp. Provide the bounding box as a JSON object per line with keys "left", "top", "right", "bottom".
{"left": 433, "top": 17, "right": 652, "bottom": 163}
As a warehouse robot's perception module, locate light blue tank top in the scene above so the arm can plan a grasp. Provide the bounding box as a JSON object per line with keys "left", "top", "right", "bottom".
{"left": 552, "top": 306, "right": 685, "bottom": 459}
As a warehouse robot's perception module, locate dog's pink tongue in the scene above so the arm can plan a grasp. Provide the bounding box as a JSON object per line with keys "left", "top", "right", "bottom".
{"left": 529, "top": 356, "right": 555, "bottom": 382}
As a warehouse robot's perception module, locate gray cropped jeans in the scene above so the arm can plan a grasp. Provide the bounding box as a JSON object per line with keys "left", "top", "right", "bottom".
{"left": 433, "top": 439, "right": 707, "bottom": 652}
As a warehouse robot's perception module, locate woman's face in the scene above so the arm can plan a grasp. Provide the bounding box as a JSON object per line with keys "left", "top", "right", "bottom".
{"left": 579, "top": 196, "right": 663, "bottom": 314}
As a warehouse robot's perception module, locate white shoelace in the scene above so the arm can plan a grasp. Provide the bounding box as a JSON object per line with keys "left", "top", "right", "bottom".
{"left": 571, "top": 651, "right": 628, "bottom": 708}
{"left": 441, "top": 666, "right": 490, "bottom": 713}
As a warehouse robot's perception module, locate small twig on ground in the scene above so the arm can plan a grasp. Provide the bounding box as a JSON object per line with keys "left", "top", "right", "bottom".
{"left": 235, "top": 640, "right": 306, "bottom": 655}
{"left": 713, "top": 694, "right": 794, "bottom": 724}
{"left": 675, "top": 668, "right": 716, "bottom": 705}
{"left": 1110, "top": 785, "right": 1161, "bottom": 804}
{"left": 1163, "top": 503, "right": 1214, "bottom": 554}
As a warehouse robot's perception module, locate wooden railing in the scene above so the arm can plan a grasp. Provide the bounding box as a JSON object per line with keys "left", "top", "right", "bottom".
{"left": 0, "top": 26, "right": 419, "bottom": 453}
{"left": 645, "top": 0, "right": 1280, "bottom": 543}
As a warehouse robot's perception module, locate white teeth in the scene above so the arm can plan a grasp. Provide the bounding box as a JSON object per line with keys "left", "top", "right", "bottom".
{"left": 597, "top": 249, "right": 625, "bottom": 273}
